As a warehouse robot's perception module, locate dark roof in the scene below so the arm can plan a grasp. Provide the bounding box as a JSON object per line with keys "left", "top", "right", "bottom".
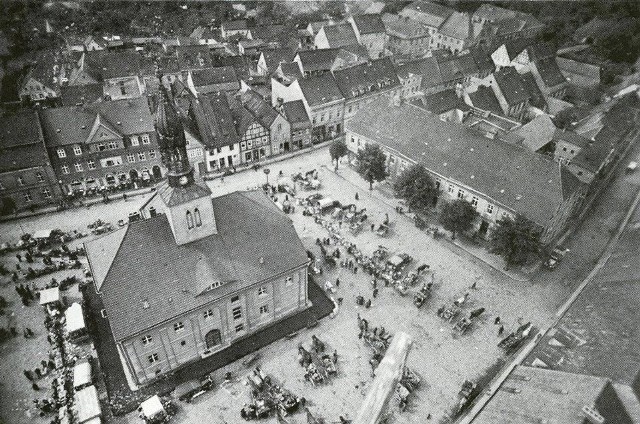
{"left": 211, "top": 55, "right": 253, "bottom": 81}
{"left": 241, "top": 89, "right": 281, "bottom": 128}
{"left": 298, "top": 73, "right": 344, "bottom": 107}
{"left": 421, "top": 89, "right": 469, "bottom": 114}
{"left": 278, "top": 62, "right": 302, "bottom": 80}
{"left": 525, "top": 42, "right": 556, "bottom": 62}
{"left": 176, "top": 45, "right": 213, "bottom": 70}
{"left": 222, "top": 20, "right": 248, "bottom": 31}
{"left": 494, "top": 67, "right": 530, "bottom": 106}
{"left": 320, "top": 23, "right": 358, "bottom": 48}
{"left": 472, "top": 4, "right": 517, "bottom": 22}
{"left": 159, "top": 180, "right": 212, "bottom": 207}
{"left": 384, "top": 16, "right": 428, "bottom": 39}
{"left": 88, "top": 190, "right": 308, "bottom": 340}
{"left": 261, "top": 47, "right": 296, "bottom": 72}
{"left": 571, "top": 127, "right": 616, "bottom": 172}
{"left": 348, "top": 100, "right": 574, "bottom": 226}
{"left": 395, "top": 57, "right": 443, "bottom": 90}
{"left": 520, "top": 72, "right": 546, "bottom": 109}
{"left": 556, "top": 56, "right": 601, "bottom": 80}
{"left": 190, "top": 92, "right": 240, "bottom": 149}
{"left": 84, "top": 51, "right": 150, "bottom": 79}
{"left": 296, "top": 48, "right": 340, "bottom": 73}
{"left": 534, "top": 59, "right": 567, "bottom": 89}
{"left": 190, "top": 66, "right": 239, "bottom": 89}
{"left": 332, "top": 57, "right": 400, "bottom": 100}
{"left": 401, "top": 1, "right": 455, "bottom": 28}
{"left": 251, "top": 24, "right": 288, "bottom": 42}
{"left": 552, "top": 128, "right": 590, "bottom": 149}
{"left": 0, "top": 31, "right": 10, "bottom": 57}
{"left": 352, "top": 14, "right": 386, "bottom": 34}
{"left": 0, "top": 110, "right": 50, "bottom": 172}
{"left": 468, "top": 46, "right": 495, "bottom": 74}
{"left": 468, "top": 85, "right": 503, "bottom": 115}
{"left": 60, "top": 83, "right": 103, "bottom": 106}
{"left": 503, "top": 37, "right": 536, "bottom": 59}
{"left": 281, "top": 100, "right": 311, "bottom": 129}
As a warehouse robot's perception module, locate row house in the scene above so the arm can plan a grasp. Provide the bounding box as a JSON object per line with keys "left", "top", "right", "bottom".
{"left": 0, "top": 111, "right": 62, "bottom": 212}
{"left": 314, "top": 22, "right": 359, "bottom": 50}
{"left": 189, "top": 92, "right": 241, "bottom": 173}
{"left": 39, "top": 97, "right": 163, "bottom": 194}
{"left": 293, "top": 46, "right": 368, "bottom": 77}
{"left": 333, "top": 57, "right": 401, "bottom": 123}
{"left": 240, "top": 89, "right": 291, "bottom": 156}
{"left": 383, "top": 15, "right": 431, "bottom": 61}
{"left": 256, "top": 47, "right": 296, "bottom": 77}
{"left": 279, "top": 100, "right": 313, "bottom": 150}
{"left": 418, "top": 89, "right": 471, "bottom": 123}
{"left": 220, "top": 20, "right": 253, "bottom": 40}
{"left": 183, "top": 123, "right": 207, "bottom": 177}
{"left": 346, "top": 99, "right": 587, "bottom": 244}
{"left": 348, "top": 14, "right": 387, "bottom": 59}
{"left": 271, "top": 73, "right": 346, "bottom": 144}
{"left": 399, "top": 0, "right": 455, "bottom": 45}
{"left": 474, "top": 15, "right": 544, "bottom": 49}
{"left": 231, "top": 96, "right": 274, "bottom": 164}
{"left": 395, "top": 57, "right": 444, "bottom": 97}
{"left": 471, "top": 67, "right": 538, "bottom": 120}
{"left": 433, "top": 12, "right": 482, "bottom": 55}
{"left": 189, "top": 26, "right": 219, "bottom": 46}
{"left": 187, "top": 66, "right": 240, "bottom": 96}
{"left": 19, "top": 50, "right": 63, "bottom": 103}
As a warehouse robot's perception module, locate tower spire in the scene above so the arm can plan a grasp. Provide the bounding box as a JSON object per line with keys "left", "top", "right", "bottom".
{"left": 154, "top": 72, "right": 193, "bottom": 187}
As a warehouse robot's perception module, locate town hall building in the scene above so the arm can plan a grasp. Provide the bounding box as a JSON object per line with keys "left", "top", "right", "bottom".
{"left": 85, "top": 78, "right": 310, "bottom": 386}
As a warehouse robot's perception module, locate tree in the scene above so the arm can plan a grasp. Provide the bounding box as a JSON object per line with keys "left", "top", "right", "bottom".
{"left": 490, "top": 215, "right": 543, "bottom": 266}
{"left": 439, "top": 199, "right": 478, "bottom": 239}
{"left": 393, "top": 164, "right": 437, "bottom": 212}
{"left": 356, "top": 144, "right": 388, "bottom": 190}
{"left": 329, "top": 138, "right": 348, "bottom": 169}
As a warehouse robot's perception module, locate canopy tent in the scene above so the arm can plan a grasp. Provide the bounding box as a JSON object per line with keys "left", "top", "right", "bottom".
{"left": 65, "top": 303, "right": 86, "bottom": 333}
{"left": 317, "top": 197, "right": 335, "bottom": 210}
{"left": 73, "top": 359, "right": 92, "bottom": 389}
{"left": 140, "top": 395, "right": 165, "bottom": 419}
{"left": 39, "top": 287, "right": 61, "bottom": 305}
{"left": 387, "top": 255, "right": 404, "bottom": 267}
{"left": 33, "top": 229, "right": 54, "bottom": 240}
{"left": 74, "top": 385, "right": 101, "bottom": 423}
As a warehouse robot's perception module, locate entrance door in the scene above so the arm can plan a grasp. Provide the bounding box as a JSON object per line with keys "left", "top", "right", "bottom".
{"left": 152, "top": 165, "right": 162, "bottom": 179}
{"left": 478, "top": 220, "right": 489, "bottom": 237}
{"left": 205, "top": 329, "right": 222, "bottom": 349}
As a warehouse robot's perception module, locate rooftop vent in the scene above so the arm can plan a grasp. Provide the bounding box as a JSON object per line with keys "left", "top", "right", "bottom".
{"left": 142, "top": 299, "right": 149, "bottom": 309}
{"left": 259, "top": 257, "right": 265, "bottom": 264}
{"left": 581, "top": 406, "right": 604, "bottom": 424}
{"left": 500, "top": 189, "right": 505, "bottom": 193}
{"left": 470, "top": 175, "right": 475, "bottom": 179}
{"left": 515, "top": 195, "right": 522, "bottom": 200}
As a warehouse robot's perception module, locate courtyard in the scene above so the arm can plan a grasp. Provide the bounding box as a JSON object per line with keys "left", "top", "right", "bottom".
{"left": 0, "top": 146, "right": 560, "bottom": 424}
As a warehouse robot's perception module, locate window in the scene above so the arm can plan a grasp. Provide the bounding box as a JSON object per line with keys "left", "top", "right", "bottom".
{"left": 447, "top": 184, "right": 454, "bottom": 194}
{"left": 457, "top": 189, "right": 465, "bottom": 199}
{"left": 74, "top": 145, "right": 82, "bottom": 155}
{"left": 35, "top": 172, "right": 44, "bottom": 182}
{"left": 471, "top": 196, "right": 478, "bottom": 208}
{"left": 149, "top": 149, "right": 156, "bottom": 159}
{"left": 232, "top": 306, "right": 242, "bottom": 320}
{"left": 119, "top": 81, "right": 126, "bottom": 95}
{"left": 142, "top": 335, "right": 153, "bottom": 345}
{"left": 204, "top": 309, "right": 214, "bottom": 319}
{"left": 148, "top": 353, "right": 159, "bottom": 363}
{"left": 258, "top": 286, "right": 267, "bottom": 296}
{"left": 97, "top": 143, "right": 106, "bottom": 152}
{"left": 74, "top": 163, "right": 83, "bottom": 172}
{"left": 42, "top": 188, "right": 51, "bottom": 198}
{"left": 137, "top": 152, "right": 146, "bottom": 161}
{"left": 173, "top": 322, "right": 184, "bottom": 332}
{"left": 61, "top": 165, "right": 70, "bottom": 174}
{"left": 235, "top": 323, "right": 244, "bottom": 333}
{"left": 24, "top": 192, "right": 32, "bottom": 202}
{"left": 107, "top": 141, "right": 118, "bottom": 149}
{"left": 131, "top": 136, "right": 140, "bottom": 146}
{"left": 141, "top": 134, "right": 150, "bottom": 144}
{"left": 17, "top": 176, "right": 25, "bottom": 186}
{"left": 486, "top": 204, "right": 494, "bottom": 214}
{"left": 230, "top": 144, "right": 234, "bottom": 150}
{"left": 186, "top": 211, "right": 194, "bottom": 229}
{"left": 231, "top": 295, "right": 240, "bottom": 303}
{"left": 207, "top": 282, "right": 223, "bottom": 291}
{"left": 245, "top": 152, "right": 252, "bottom": 161}
{"left": 259, "top": 305, "right": 269, "bottom": 314}
{"left": 57, "top": 148, "right": 66, "bottom": 158}
{"left": 127, "top": 154, "right": 135, "bottom": 163}
{"left": 194, "top": 208, "right": 202, "bottom": 227}
{"left": 286, "top": 276, "right": 293, "bottom": 286}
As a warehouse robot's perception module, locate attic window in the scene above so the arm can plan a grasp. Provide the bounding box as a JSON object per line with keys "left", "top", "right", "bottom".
{"left": 207, "top": 281, "right": 224, "bottom": 291}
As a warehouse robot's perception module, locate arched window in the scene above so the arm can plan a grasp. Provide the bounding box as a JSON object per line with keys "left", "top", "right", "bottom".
{"left": 194, "top": 208, "right": 202, "bottom": 227}
{"left": 186, "top": 211, "right": 194, "bottom": 229}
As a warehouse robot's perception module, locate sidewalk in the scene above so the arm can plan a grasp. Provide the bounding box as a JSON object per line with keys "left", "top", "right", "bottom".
{"left": 326, "top": 164, "right": 529, "bottom": 282}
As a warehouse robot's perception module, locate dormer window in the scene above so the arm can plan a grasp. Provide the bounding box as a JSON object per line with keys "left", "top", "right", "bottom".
{"left": 194, "top": 208, "right": 202, "bottom": 227}
{"left": 207, "top": 281, "right": 224, "bottom": 291}
{"left": 186, "top": 211, "right": 194, "bottom": 229}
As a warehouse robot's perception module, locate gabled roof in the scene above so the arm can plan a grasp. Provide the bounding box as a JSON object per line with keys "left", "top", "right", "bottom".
{"left": 0, "top": 110, "right": 50, "bottom": 172}
{"left": 571, "top": 127, "right": 617, "bottom": 172}
{"left": 421, "top": 89, "right": 469, "bottom": 114}
{"left": 84, "top": 51, "right": 150, "bottom": 79}
{"left": 241, "top": 89, "right": 281, "bottom": 128}
{"left": 296, "top": 48, "right": 341, "bottom": 73}
{"left": 401, "top": 1, "right": 455, "bottom": 28}
{"left": 347, "top": 100, "right": 573, "bottom": 226}
{"left": 468, "top": 85, "right": 503, "bottom": 115}
{"left": 552, "top": 128, "right": 590, "bottom": 149}
{"left": 90, "top": 190, "right": 308, "bottom": 340}
{"left": 261, "top": 47, "right": 296, "bottom": 72}
{"left": 525, "top": 42, "right": 556, "bottom": 62}
{"left": 511, "top": 114, "right": 556, "bottom": 151}
{"left": 439, "top": 12, "right": 473, "bottom": 41}
{"left": 519, "top": 72, "right": 545, "bottom": 109}
{"left": 320, "top": 23, "right": 359, "bottom": 48}
{"left": 176, "top": 45, "right": 213, "bottom": 70}
{"left": 222, "top": 20, "right": 248, "bottom": 31}
{"left": 503, "top": 37, "right": 535, "bottom": 60}
{"left": 60, "top": 83, "right": 103, "bottom": 106}
{"left": 190, "top": 92, "right": 240, "bottom": 149}
{"left": 352, "top": 14, "right": 386, "bottom": 35}
{"left": 472, "top": 4, "right": 517, "bottom": 22}
{"left": 468, "top": 46, "right": 495, "bottom": 74}
{"left": 298, "top": 73, "right": 344, "bottom": 107}
{"left": 277, "top": 62, "right": 303, "bottom": 80}
{"left": 332, "top": 57, "right": 400, "bottom": 100}
{"left": 384, "top": 16, "right": 429, "bottom": 39}
{"left": 190, "top": 66, "right": 239, "bottom": 89}
{"left": 493, "top": 67, "right": 530, "bottom": 106}
{"left": 395, "top": 57, "right": 443, "bottom": 90}
{"left": 251, "top": 24, "right": 288, "bottom": 43}
{"left": 534, "top": 58, "right": 567, "bottom": 89}
{"left": 282, "top": 100, "right": 311, "bottom": 129}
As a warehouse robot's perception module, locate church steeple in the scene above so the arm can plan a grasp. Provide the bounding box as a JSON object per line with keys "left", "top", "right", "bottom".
{"left": 155, "top": 73, "right": 194, "bottom": 188}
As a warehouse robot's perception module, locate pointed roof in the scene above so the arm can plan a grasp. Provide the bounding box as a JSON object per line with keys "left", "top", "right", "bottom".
{"left": 511, "top": 114, "right": 556, "bottom": 151}
{"left": 352, "top": 14, "right": 386, "bottom": 34}
{"left": 155, "top": 84, "right": 182, "bottom": 139}
{"left": 319, "top": 23, "right": 359, "bottom": 48}
{"left": 85, "top": 227, "right": 128, "bottom": 291}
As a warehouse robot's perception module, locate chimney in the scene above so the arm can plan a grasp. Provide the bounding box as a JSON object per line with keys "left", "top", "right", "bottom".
{"left": 149, "top": 207, "right": 157, "bottom": 217}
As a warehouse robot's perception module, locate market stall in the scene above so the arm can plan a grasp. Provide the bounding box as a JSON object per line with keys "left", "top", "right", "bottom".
{"left": 73, "top": 358, "right": 93, "bottom": 390}
{"left": 65, "top": 302, "right": 89, "bottom": 342}
{"left": 39, "top": 286, "right": 62, "bottom": 311}
{"left": 74, "top": 385, "right": 102, "bottom": 424}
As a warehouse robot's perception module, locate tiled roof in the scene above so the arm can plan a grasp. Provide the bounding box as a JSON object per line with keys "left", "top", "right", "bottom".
{"left": 503, "top": 37, "right": 535, "bottom": 60}
{"left": 384, "top": 16, "right": 428, "bottom": 39}
{"left": 472, "top": 4, "right": 517, "bottom": 22}
{"left": 348, "top": 100, "right": 573, "bottom": 226}
{"left": 158, "top": 179, "right": 212, "bottom": 207}
{"left": 0, "top": 110, "right": 50, "bottom": 172}
{"left": 191, "top": 66, "right": 239, "bottom": 89}
{"left": 89, "top": 190, "right": 308, "bottom": 340}
{"left": 84, "top": 51, "right": 150, "bottom": 79}
{"left": 352, "top": 14, "right": 386, "bottom": 34}
{"left": 298, "top": 73, "right": 344, "bottom": 107}
{"left": 468, "top": 85, "right": 503, "bottom": 115}
{"left": 421, "top": 89, "right": 469, "bottom": 114}
{"left": 176, "top": 45, "right": 213, "bottom": 70}
{"left": 277, "top": 62, "right": 303, "bottom": 80}
{"left": 211, "top": 55, "right": 253, "bottom": 81}
{"left": 296, "top": 48, "right": 340, "bottom": 73}
{"left": 468, "top": 46, "right": 495, "bottom": 74}
{"left": 534, "top": 59, "right": 567, "bottom": 89}
{"left": 395, "top": 57, "right": 443, "bottom": 89}
{"left": 190, "top": 92, "right": 240, "bottom": 149}
{"left": 512, "top": 114, "right": 556, "bottom": 151}
{"left": 552, "top": 128, "right": 591, "bottom": 149}
{"left": 439, "top": 12, "right": 472, "bottom": 40}
{"left": 261, "top": 47, "right": 296, "bottom": 72}
{"left": 222, "top": 20, "right": 248, "bottom": 31}
{"left": 251, "top": 24, "right": 288, "bottom": 42}
{"left": 556, "top": 56, "right": 601, "bottom": 80}
{"left": 321, "top": 23, "right": 359, "bottom": 48}
{"left": 525, "top": 42, "right": 556, "bottom": 62}
{"left": 520, "top": 72, "right": 546, "bottom": 109}
{"left": 241, "top": 89, "right": 281, "bottom": 128}
{"left": 282, "top": 100, "right": 311, "bottom": 129}
{"left": 494, "top": 67, "right": 530, "bottom": 106}
{"left": 60, "top": 83, "right": 103, "bottom": 106}
{"left": 571, "top": 127, "right": 617, "bottom": 172}
{"left": 332, "top": 57, "right": 400, "bottom": 100}
{"left": 401, "top": 1, "right": 455, "bottom": 28}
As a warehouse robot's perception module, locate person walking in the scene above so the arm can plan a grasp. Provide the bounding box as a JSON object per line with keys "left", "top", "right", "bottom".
{"left": 494, "top": 316, "right": 501, "bottom": 325}
{"left": 32, "top": 383, "right": 40, "bottom": 391}
{"left": 371, "top": 223, "right": 375, "bottom": 232}
{"left": 16, "top": 253, "right": 22, "bottom": 262}
{"left": 498, "top": 325, "right": 504, "bottom": 336}
{"left": 335, "top": 278, "right": 340, "bottom": 288}
{"left": 373, "top": 288, "right": 379, "bottom": 298}
{"left": 23, "top": 370, "right": 33, "bottom": 381}
{"left": 355, "top": 193, "right": 359, "bottom": 201}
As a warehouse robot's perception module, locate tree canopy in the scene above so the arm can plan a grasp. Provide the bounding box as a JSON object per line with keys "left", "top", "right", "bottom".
{"left": 439, "top": 199, "right": 478, "bottom": 239}
{"left": 393, "top": 164, "right": 437, "bottom": 212}
{"left": 356, "top": 144, "right": 388, "bottom": 190}
{"left": 490, "top": 215, "right": 543, "bottom": 266}
{"left": 329, "top": 138, "right": 348, "bottom": 169}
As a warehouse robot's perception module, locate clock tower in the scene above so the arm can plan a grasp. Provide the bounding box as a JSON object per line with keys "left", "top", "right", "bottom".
{"left": 154, "top": 75, "right": 217, "bottom": 245}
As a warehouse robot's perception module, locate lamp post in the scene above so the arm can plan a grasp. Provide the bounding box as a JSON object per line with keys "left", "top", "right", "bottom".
{"left": 264, "top": 168, "right": 270, "bottom": 185}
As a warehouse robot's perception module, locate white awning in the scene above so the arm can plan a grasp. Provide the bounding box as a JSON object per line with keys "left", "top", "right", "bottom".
{"left": 140, "top": 395, "right": 165, "bottom": 419}
{"left": 33, "top": 229, "right": 54, "bottom": 239}
{"left": 39, "top": 287, "right": 60, "bottom": 305}
{"left": 74, "top": 385, "right": 101, "bottom": 423}
{"left": 317, "top": 198, "right": 335, "bottom": 209}
{"left": 65, "top": 303, "right": 86, "bottom": 333}
{"left": 73, "top": 359, "right": 92, "bottom": 389}
{"left": 387, "top": 255, "right": 403, "bottom": 267}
